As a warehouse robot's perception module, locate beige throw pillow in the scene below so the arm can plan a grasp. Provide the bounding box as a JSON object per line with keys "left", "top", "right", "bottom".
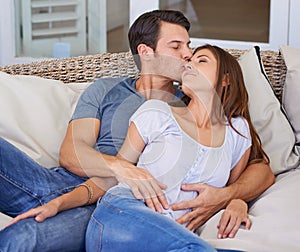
{"left": 0, "top": 71, "right": 84, "bottom": 168}
{"left": 280, "top": 45, "right": 300, "bottom": 153}
{"left": 238, "top": 47, "right": 300, "bottom": 174}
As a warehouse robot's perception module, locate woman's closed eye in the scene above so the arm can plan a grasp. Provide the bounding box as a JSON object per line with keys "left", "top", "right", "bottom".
{"left": 192, "top": 54, "right": 210, "bottom": 64}
{"left": 197, "top": 57, "right": 208, "bottom": 63}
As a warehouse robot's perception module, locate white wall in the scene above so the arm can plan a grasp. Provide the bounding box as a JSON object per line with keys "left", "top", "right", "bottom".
{"left": 0, "top": 0, "right": 15, "bottom": 66}
{"left": 289, "top": 0, "right": 300, "bottom": 47}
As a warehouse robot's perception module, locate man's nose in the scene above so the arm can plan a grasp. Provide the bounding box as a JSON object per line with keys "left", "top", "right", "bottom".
{"left": 182, "top": 47, "right": 192, "bottom": 61}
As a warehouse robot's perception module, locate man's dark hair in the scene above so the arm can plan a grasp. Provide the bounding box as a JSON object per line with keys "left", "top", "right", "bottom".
{"left": 128, "top": 10, "right": 190, "bottom": 70}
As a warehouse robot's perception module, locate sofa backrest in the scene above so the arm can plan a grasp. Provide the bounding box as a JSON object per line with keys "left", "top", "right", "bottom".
{"left": 0, "top": 49, "right": 286, "bottom": 102}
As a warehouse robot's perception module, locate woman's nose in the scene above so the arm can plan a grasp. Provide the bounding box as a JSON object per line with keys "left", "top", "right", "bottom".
{"left": 184, "top": 63, "right": 192, "bottom": 70}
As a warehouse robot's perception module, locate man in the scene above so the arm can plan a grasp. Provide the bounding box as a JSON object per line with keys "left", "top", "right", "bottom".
{"left": 0, "top": 10, "right": 274, "bottom": 251}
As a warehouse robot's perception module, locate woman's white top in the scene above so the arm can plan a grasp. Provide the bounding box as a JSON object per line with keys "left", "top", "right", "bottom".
{"left": 123, "top": 99, "right": 251, "bottom": 221}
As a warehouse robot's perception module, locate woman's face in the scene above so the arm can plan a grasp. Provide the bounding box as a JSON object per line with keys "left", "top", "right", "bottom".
{"left": 181, "top": 48, "right": 219, "bottom": 94}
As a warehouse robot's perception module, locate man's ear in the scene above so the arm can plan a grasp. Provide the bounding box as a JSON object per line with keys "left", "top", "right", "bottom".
{"left": 137, "top": 44, "right": 153, "bottom": 56}
{"left": 222, "top": 73, "right": 230, "bottom": 87}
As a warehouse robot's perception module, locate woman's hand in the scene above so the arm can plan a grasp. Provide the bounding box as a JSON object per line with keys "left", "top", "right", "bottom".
{"left": 217, "top": 199, "right": 251, "bottom": 239}
{"left": 5, "top": 201, "right": 59, "bottom": 228}
{"left": 112, "top": 158, "right": 169, "bottom": 213}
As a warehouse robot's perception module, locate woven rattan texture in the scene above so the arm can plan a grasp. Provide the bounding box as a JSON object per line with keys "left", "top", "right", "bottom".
{"left": 0, "top": 50, "right": 286, "bottom": 102}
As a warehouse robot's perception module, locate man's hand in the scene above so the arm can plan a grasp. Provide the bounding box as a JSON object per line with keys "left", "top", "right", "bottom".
{"left": 112, "top": 159, "right": 169, "bottom": 213}
{"left": 171, "top": 183, "right": 227, "bottom": 231}
{"left": 217, "top": 199, "right": 251, "bottom": 239}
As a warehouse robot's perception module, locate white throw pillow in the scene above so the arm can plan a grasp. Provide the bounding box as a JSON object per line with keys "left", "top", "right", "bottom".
{"left": 0, "top": 71, "right": 86, "bottom": 168}
{"left": 280, "top": 45, "right": 300, "bottom": 153}
{"left": 238, "top": 47, "right": 299, "bottom": 175}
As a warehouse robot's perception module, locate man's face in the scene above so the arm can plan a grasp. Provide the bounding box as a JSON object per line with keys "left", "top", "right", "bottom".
{"left": 151, "top": 21, "right": 192, "bottom": 81}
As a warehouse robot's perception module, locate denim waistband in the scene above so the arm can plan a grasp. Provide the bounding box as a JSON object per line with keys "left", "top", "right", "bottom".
{"left": 104, "top": 186, "right": 136, "bottom": 201}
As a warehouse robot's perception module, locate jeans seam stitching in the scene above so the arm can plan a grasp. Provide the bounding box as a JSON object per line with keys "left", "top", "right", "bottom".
{"left": 0, "top": 172, "right": 41, "bottom": 201}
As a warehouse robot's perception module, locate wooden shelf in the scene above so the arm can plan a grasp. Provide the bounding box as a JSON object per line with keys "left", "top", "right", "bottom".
{"left": 32, "top": 27, "right": 78, "bottom": 37}
{"left": 31, "top": 12, "right": 78, "bottom": 23}
{"left": 31, "top": 0, "right": 78, "bottom": 8}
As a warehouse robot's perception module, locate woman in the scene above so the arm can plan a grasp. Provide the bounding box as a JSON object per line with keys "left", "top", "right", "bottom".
{"left": 7, "top": 45, "right": 268, "bottom": 251}
{"left": 85, "top": 44, "right": 268, "bottom": 251}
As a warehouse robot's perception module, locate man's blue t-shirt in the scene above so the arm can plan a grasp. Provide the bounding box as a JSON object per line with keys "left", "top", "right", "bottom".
{"left": 71, "top": 77, "right": 183, "bottom": 156}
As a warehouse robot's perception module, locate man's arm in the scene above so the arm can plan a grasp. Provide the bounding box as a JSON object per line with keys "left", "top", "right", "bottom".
{"left": 223, "top": 161, "right": 275, "bottom": 202}
{"left": 171, "top": 161, "right": 275, "bottom": 231}
{"left": 59, "top": 118, "right": 168, "bottom": 208}
{"left": 59, "top": 117, "right": 118, "bottom": 179}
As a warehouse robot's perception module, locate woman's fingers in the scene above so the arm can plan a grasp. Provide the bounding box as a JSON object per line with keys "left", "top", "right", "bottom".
{"left": 217, "top": 199, "right": 251, "bottom": 239}
{"left": 5, "top": 208, "right": 43, "bottom": 228}
{"left": 217, "top": 210, "right": 230, "bottom": 238}
{"left": 118, "top": 166, "right": 169, "bottom": 212}
{"left": 134, "top": 178, "right": 168, "bottom": 213}
{"left": 35, "top": 212, "right": 50, "bottom": 222}
{"left": 244, "top": 217, "right": 251, "bottom": 230}
{"left": 4, "top": 203, "right": 59, "bottom": 229}
{"left": 222, "top": 216, "right": 251, "bottom": 238}
{"left": 150, "top": 179, "right": 169, "bottom": 210}
{"left": 223, "top": 216, "right": 240, "bottom": 238}
{"left": 218, "top": 214, "right": 240, "bottom": 238}
{"left": 218, "top": 219, "right": 251, "bottom": 239}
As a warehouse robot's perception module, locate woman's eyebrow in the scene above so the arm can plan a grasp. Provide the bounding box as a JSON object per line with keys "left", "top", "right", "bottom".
{"left": 194, "top": 54, "right": 209, "bottom": 59}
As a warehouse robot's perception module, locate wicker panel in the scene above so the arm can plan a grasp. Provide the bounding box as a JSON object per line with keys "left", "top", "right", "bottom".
{"left": 0, "top": 51, "right": 139, "bottom": 83}
{"left": 226, "top": 49, "right": 286, "bottom": 102}
{"left": 260, "top": 50, "right": 286, "bottom": 102}
{"left": 0, "top": 49, "right": 286, "bottom": 102}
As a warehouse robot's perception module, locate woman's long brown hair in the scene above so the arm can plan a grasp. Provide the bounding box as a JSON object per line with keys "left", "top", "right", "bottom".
{"left": 192, "top": 44, "right": 269, "bottom": 165}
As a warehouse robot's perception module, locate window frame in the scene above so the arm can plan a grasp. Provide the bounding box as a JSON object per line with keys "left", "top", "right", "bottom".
{"left": 1, "top": 0, "right": 299, "bottom": 66}
{"left": 129, "top": 0, "right": 292, "bottom": 51}
{"left": 0, "top": 0, "right": 107, "bottom": 66}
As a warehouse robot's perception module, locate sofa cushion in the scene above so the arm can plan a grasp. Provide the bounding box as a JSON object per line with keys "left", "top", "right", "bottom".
{"left": 280, "top": 45, "right": 300, "bottom": 153}
{"left": 0, "top": 71, "right": 88, "bottom": 168}
{"left": 237, "top": 47, "right": 299, "bottom": 175}
{"left": 199, "top": 168, "right": 300, "bottom": 251}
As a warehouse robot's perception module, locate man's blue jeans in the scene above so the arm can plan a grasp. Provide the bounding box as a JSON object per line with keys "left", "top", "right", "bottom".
{"left": 86, "top": 186, "right": 217, "bottom": 252}
{"left": 0, "top": 137, "right": 94, "bottom": 251}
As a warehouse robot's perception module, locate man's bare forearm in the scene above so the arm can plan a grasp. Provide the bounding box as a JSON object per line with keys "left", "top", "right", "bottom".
{"left": 58, "top": 118, "right": 118, "bottom": 178}
{"left": 223, "top": 162, "right": 275, "bottom": 204}
{"left": 60, "top": 142, "right": 118, "bottom": 178}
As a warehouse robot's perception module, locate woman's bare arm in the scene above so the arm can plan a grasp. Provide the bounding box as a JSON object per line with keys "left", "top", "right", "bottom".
{"left": 5, "top": 177, "right": 114, "bottom": 227}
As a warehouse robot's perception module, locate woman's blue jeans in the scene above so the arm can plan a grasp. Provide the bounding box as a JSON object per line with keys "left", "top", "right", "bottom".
{"left": 0, "top": 137, "right": 94, "bottom": 251}
{"left": 86, "top": 187, "right": 217, "bottom": 252}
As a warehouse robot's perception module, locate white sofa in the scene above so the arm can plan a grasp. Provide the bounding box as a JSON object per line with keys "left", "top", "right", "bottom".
{"left": 0, "top": 46, "right": 300, "bottom": 251}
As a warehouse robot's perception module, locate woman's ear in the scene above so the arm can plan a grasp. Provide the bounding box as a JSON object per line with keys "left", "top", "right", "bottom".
{"left": 222, "top": 73, "right": 230, "bottom": 87}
